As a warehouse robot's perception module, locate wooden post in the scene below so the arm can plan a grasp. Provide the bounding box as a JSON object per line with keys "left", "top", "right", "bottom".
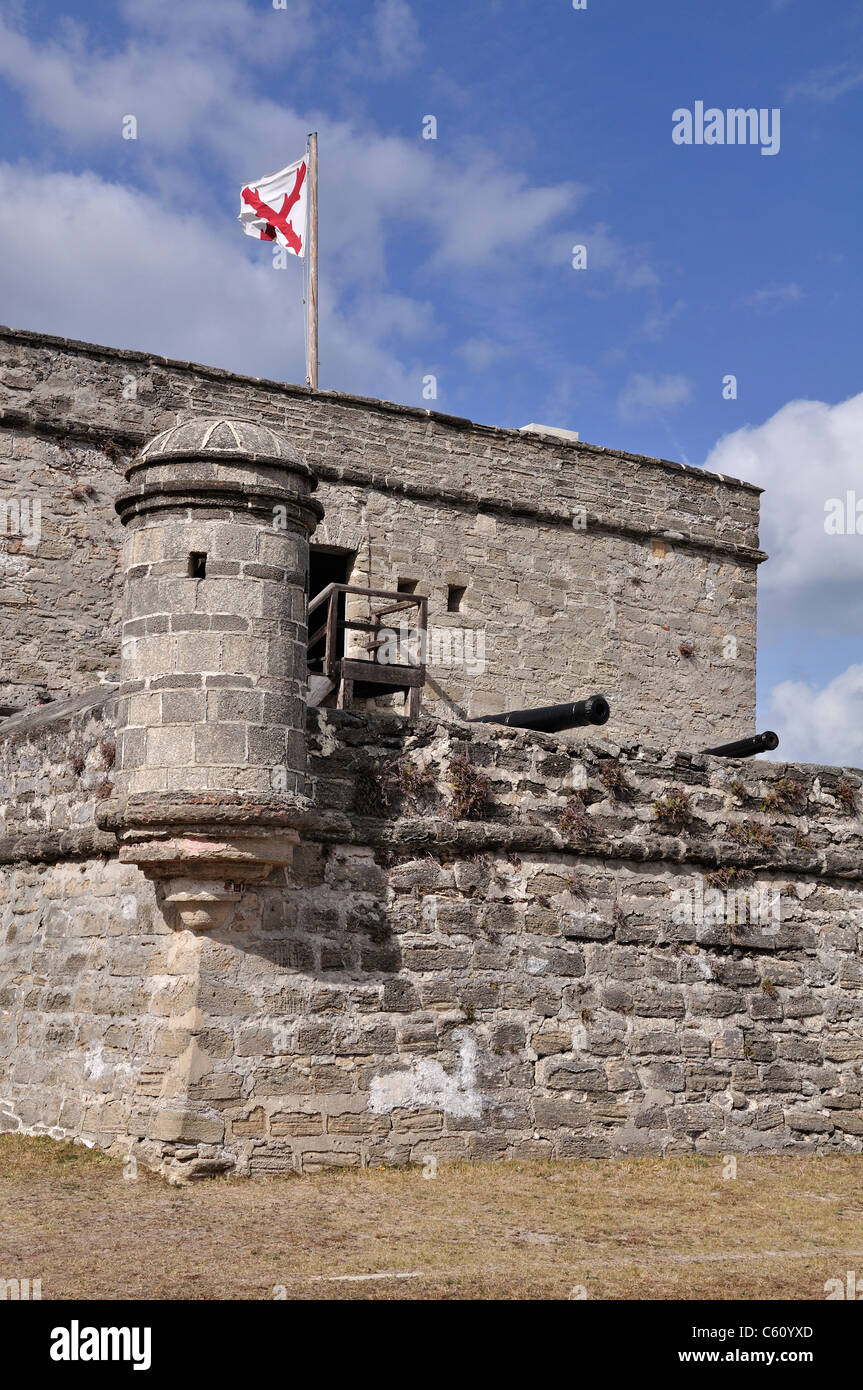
{"left": 307, "top": 132, "right": 319, "bottom": 390}
{"left": 325, "top": 585, "right": 338, "bottom": 684}
{"left": 409, "top": 594, "right": 428, "bottom": 718}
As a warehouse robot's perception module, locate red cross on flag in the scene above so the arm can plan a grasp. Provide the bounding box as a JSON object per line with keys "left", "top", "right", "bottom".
{"left": 239, "top": 157, "right": 308, "bottom": 258}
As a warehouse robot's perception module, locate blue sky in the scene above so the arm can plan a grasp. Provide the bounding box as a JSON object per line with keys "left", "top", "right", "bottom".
{"left": 0, "top": 0, "right": 862, "bottom": 762}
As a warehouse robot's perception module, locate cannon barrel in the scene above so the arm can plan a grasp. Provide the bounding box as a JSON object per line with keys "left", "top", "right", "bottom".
{"left": 701, "top": 730, "right": 779, "bottom": 759}
{"left": 476, "top": 696, "right": 610, "bottom": 733}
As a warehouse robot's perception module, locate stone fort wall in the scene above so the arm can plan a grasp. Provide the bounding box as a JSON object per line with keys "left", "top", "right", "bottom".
{"left": 0, "top": 325, "right": 763, "bottom": 749}
{"left": 1, "top": 700, "right": 861, "bottom": 1178}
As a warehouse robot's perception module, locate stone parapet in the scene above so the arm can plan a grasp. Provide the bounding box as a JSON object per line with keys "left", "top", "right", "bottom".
{"left": 1, "top": 706, "right": 861, "bottom": 1177}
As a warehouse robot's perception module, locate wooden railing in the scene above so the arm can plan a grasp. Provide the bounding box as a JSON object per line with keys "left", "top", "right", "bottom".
{"left": 307, "top": 583, "right": 428, "bottom": 714}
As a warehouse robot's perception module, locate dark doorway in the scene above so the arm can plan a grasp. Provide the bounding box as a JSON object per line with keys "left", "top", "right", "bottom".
{"left": 307, "top": 546, "right": 354, "bottom": 674}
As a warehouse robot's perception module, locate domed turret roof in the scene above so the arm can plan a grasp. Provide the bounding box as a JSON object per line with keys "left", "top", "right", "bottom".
{"left": 140, "top": 416, "right": 299, "bottom": 463}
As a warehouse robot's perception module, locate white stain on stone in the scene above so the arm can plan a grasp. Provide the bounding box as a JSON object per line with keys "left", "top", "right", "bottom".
{"left": 694, "top": 953, "right": 715, "bottom": 981}
{"left": 369, "top": 1029, "right": 482, "bottom": 1119}
{"left": 120, "top": 895, "right": 138, "bottom": 921}
{"left": 80, "top": 1041, "right": 132, "bottom": 1087}
{"left": 0, "top": 1101, "right": 93, "bottom": 1146}
{"left": 82, "top": 1041, "right": 110, "bottom": 1081}
{"left": 272, "top": 1020, "right": 293, "bottom": 1054}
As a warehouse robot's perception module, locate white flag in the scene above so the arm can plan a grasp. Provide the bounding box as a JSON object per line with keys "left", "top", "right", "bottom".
{"left": 239, "top": 157, "right": 308, "bottom": 258}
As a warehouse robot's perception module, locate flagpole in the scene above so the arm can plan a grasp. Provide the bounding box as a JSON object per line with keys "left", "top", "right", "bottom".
{"left": 307, "top": 131, "right": 319, "bottom": 390}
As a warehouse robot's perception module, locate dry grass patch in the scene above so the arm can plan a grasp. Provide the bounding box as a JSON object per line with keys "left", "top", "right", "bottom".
{"left": 1, "top": 1136, "right": 862, "bottom": 1300}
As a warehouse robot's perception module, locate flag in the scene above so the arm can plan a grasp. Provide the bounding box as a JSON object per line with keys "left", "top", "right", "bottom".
{"left": 239, "top": 157, "right": 308, "bottom": 258}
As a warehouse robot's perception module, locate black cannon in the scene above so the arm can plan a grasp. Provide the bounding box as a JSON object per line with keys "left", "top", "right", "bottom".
{"left": 701, "top": 730, "right": 780, "bottom": 758}
{"left": 476, "top": 696, "right": 610, "bottom": 734}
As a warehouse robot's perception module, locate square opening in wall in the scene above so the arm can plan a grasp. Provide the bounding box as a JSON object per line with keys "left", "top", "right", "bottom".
{"left": 308, "top": 546, "right": 355, "bottom": 675}
{"left": 188, "top": 552, "right": 207, "bottom": 578}
{"left": 447, "top": 584, "right": 466, "bottom": 613}
{"left": 397, "top": 577, "right": 419, "bottom": 593}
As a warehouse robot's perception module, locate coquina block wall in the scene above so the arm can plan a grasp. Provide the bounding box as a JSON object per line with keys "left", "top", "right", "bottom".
{"left": 0, "top": 325, "right": 762, "bottom": 748}
{"left": 1, "top": 699, "right": 862, "bottom": 1179}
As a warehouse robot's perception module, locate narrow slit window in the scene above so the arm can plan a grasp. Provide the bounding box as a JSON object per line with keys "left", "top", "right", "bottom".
{"left": 447, "top": 584, "right": 466, "bottom": 613}
{"left": 189, "top": 552, "right": 207, "bottom": 578}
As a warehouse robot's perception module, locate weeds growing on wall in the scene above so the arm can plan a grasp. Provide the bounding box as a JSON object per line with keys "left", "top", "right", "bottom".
{"left": 352, "top": 760, "right": 392, "bottom": 818}
{"left": 761, "top": 777, "right": 807, "bottom": 814}
{"left": 397, "top": 760, "right": 437, "bottom": 806}
{"left": 560, "top": 791, "right": 595, "bottom": 844}
{"left": 705, "top": 866, "right": 750, "bottom": 891}
{"left": 565, "top": 872, "right": 589, "bottom": 897}
{"left": 652, "top": 788, "right": 693, "bottom": 831}
{"left": 599, "top": 758, "right": 632, "bottom": 801}
{"left": 835, "top": 778, "right": 858, "bottom": 816}
{"left": 447, "top": 756, "right": 491, "bottom": 820}
{"left": 727, "top": 820, "right": 776, "bottom": 851}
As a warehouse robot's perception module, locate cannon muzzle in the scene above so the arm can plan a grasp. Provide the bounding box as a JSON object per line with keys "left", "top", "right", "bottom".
{"left": 702, "top": 731, "right": 779, "bottom": 759}
{"left": 476, "top": 696, "right": 610, "bottom": 734}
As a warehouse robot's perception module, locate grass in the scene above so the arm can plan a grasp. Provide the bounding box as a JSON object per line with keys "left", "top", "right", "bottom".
{"left": 2, "top": 1136, "right": 862, "bottom": 1300}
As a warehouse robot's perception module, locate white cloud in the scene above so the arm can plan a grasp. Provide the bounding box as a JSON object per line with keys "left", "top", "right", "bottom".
{"left": 0, "top": 20, "right": 238, "bottom": 151}
{"left": 0, "top": 11, "right": 581, "bottom": 278}
{"left": 554, "top": 222, "right": 659, "bottom": 292}
{"left": 454, "top": 337, "right": 512, "bottom": 373}
{"left": 539, "top": 365, "right": 602, "bottom": 430}
{"left": 117, "top": 0, "right": 317, "bottom": 61}
{"left": 333, "top": 0, "right": 424, "bottom": 78}
{"left": 742, "top": 283, "right": 803, "bottom": 311}
{"left": 641, "top": 298, "right": 686, "bottom": 342}
{"left": 617, "top": 371, "right": 693, "bottom": 420}
{"left": 0, "top": 4, "right": 651, "bottom": 413}
{"left": 0, "top": 163, "right": 423, "bottom": 400}
{"left": 768, "top": 665, "right": 863, "bottom": 768}
{"left": 707, "top": 391, "right": 863, "bottom": 766}
{"left": 704, "top": 392, "right": 863, "bottom": 630}
{"left": 0, "top": 4, "right": 588, "bottom": 406}
{"left": 786, "top": 62, "right": 863, "bottom": 102}
{"left": 420, "top": 159, "right": 582, "bottom": 271}
{"left": 371, "top": 0, "right": 423, "bottom": 73}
